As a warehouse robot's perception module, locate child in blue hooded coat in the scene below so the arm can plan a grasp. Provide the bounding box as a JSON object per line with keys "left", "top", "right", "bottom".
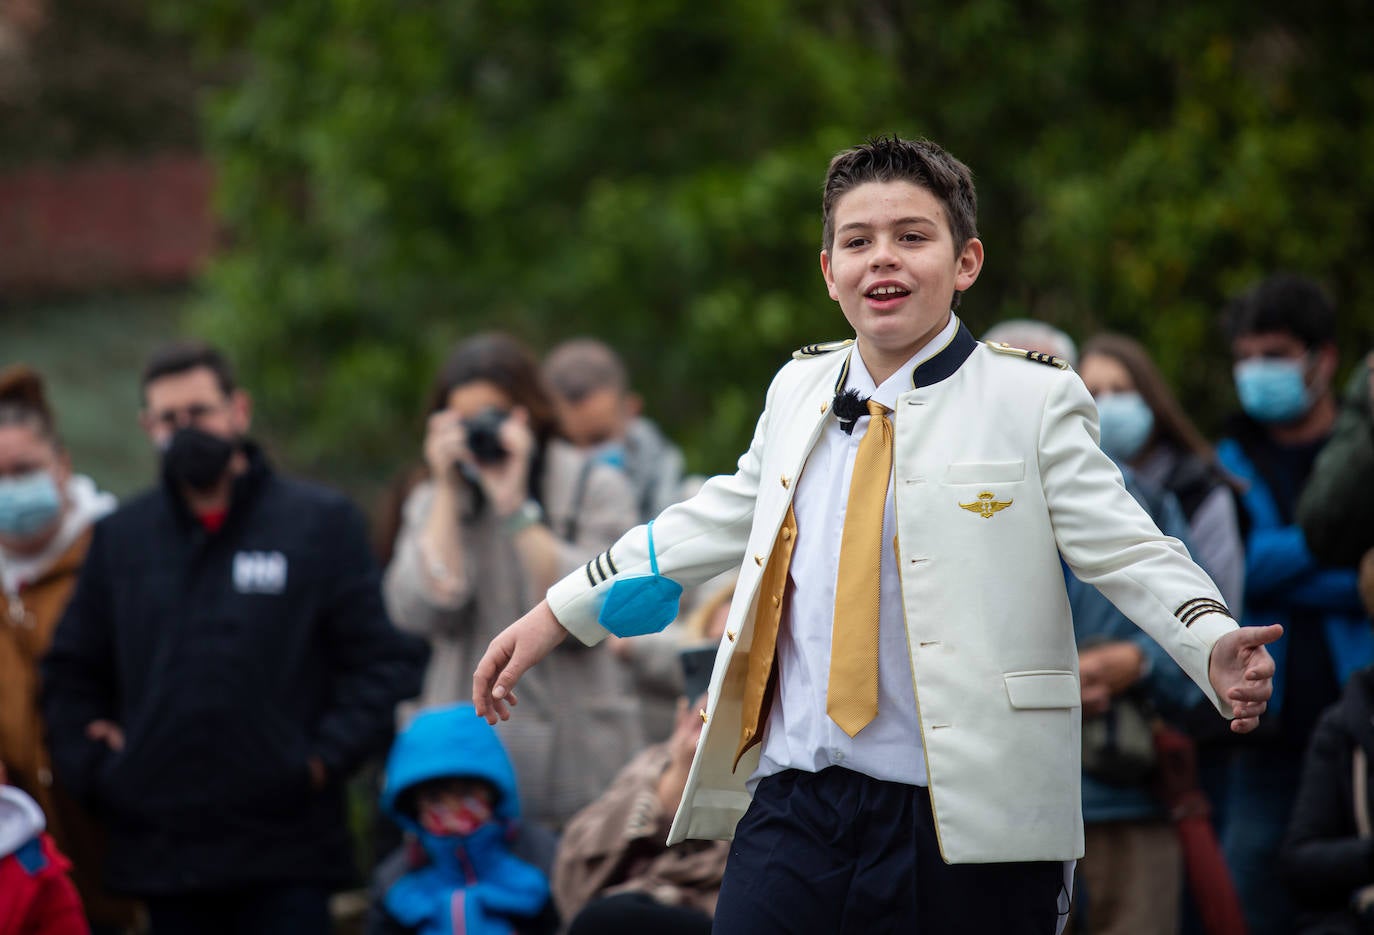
{"left": 367, "top": 704, "right": 554, "bottom": 935}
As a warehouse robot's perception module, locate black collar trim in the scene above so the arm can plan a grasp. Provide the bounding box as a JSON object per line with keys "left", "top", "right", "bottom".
{"left": 911, "top": 321, "right": 977, "bottom": 388}
{"left": 831, "top": 319, "right": 978, "bottom": 398}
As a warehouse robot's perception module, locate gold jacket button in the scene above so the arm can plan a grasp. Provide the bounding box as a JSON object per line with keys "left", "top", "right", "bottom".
{"left": 780, "top": 475, "right": 790, "bottom": 489}
{"left": 820, "top": 401, "right": 829, "bottom": 413}
{"left": 754, "top": 554, "right": 764, "bottom": 566}
{"left": 699, "top": 709, "right": 709, "bottom": 724}
{"left": 726, "top": 630, "right": 736, "bottom": 642}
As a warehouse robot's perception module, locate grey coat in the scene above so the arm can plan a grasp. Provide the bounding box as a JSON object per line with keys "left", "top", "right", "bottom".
{"left": 384, "top": 440, "right": 643, "bottom": 828}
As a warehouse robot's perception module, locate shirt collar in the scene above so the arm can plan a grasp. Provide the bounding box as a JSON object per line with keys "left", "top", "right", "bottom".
{"left": 850, "top": 314, "right": 962, "bottom": 410}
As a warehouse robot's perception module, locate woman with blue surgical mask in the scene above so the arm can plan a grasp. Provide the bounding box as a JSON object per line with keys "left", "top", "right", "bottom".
{"left": 1079, "top": 335, "right": 1246, "bottom": 614}
{"left": 0, "top": 364, "right": 131, "bottom": 930}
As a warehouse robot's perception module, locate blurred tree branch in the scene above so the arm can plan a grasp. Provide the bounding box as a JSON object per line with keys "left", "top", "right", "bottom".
{"left": 154, "top": 0, "right": 1373, "bottom": 492}
{"left": 0, "top": 0, "right": 204, "bottom": 163}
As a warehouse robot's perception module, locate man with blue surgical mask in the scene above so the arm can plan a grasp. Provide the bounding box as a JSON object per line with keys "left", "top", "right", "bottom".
{"left": 1212, "top": 274, "right": 1368, "bottom": 935}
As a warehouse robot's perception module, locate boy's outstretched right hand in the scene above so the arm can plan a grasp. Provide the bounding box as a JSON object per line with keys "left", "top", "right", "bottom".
{"left": 473, "top": 599, "right": 569, "bottom": 724}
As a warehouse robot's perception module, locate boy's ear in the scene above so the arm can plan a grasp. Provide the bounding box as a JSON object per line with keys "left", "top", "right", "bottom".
{"left": 820, "top": 249, "right": 839, "bottom": 302}
{"left": 954, "top": 238, "right": 985, "bottom": 293}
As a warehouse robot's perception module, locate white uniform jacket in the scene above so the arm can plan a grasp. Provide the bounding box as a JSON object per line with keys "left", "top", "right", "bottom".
{"left": 546, "top": 322, "right": 1238, "bottom": 864}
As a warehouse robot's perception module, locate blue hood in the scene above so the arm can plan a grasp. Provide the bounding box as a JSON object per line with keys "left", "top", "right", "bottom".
{"left": 380, "top": 704, "right": 520, "bottom": 829}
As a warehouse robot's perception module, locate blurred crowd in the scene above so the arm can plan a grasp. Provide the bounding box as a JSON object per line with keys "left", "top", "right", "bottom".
{"left": 4, "top": 271, "right": 1374, "bottom": 935}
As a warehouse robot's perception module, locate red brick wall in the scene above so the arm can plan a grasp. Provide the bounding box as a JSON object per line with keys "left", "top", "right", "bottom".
{"left": 0, "top": 155, "right": 213, "bottom": 294}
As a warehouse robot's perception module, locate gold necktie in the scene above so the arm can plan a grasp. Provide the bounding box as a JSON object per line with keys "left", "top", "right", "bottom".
{"left": 828, "top": 398, "right": 893, "bottom": 737}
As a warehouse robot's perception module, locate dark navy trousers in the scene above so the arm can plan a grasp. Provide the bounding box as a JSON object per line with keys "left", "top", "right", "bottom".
{"left": 713, "top": 767, "right": 1064, "bottom": 934}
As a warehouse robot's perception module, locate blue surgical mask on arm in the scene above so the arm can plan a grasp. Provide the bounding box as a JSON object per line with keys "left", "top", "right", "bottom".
{"left": 1234, "top": 357, "right": 1311, "bottom": 423}
{"left": 1095, "top": 392, "right": 1155, "bottom": 462}
{"left": 598, "top": 519, "right": 683, "bottom": 637}
{"left": 0, "top": 471, "right": 62, "bottom": 538}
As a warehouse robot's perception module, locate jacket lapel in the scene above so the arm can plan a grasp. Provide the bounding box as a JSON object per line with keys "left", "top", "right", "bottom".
{"left": 772, "top": 348, "right": 853, "bottom": 491}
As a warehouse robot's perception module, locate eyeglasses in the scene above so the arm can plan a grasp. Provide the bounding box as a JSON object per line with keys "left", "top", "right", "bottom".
{"left": 146, "top": 402, "right": 228, "bottom": 430}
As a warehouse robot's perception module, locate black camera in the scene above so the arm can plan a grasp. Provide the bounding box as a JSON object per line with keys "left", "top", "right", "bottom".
{"left": 462, "top": 407, "right": 509, "bottom": 465}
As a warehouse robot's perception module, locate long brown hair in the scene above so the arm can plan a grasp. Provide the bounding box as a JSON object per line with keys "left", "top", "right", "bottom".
{"left": 426, "top": 333, "right": 558, "bottom": 442}
{"left": 1080, "top": 334, "right": 1219, "bottom": 469}
{"left": 374, "top": 334, "right": 559, "bottom": 562}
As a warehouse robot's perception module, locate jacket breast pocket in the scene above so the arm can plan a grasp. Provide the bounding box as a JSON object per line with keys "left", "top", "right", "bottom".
{"left": 1004, "top": 670, "right": 1080, "bottom": 709}
{"left": 944, "top": 460, "right": 1026, "bottom": 485}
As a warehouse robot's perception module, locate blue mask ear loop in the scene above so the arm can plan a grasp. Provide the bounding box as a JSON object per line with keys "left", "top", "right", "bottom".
{"left": 597, "top": 517, "right": 683, "bottom": 637}
{"left": 647, "top": 519, "right": 660, "bottom": 576}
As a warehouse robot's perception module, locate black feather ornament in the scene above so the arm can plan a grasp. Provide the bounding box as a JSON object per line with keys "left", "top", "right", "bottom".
{"left": 832, "top": 388, "right": 870, "bottom": 435}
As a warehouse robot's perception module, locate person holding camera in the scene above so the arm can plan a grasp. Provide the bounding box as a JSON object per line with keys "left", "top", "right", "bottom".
{"left": 384, "top": 333, "right": 643, "bottom": 831}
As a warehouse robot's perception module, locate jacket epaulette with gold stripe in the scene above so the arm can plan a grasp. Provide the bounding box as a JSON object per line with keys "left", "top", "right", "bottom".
{"left": 985, "top": 341, "right": 1071, "bottom": 370}
{"left": 792, "top": 338, "right": 855, "bottom": 360}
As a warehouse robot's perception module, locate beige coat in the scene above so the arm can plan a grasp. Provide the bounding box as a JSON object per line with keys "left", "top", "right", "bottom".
{"left": 553, "top": 741, "right": 729, "bottom": 922}
{"left": 384, "top": 439, "right": 643, "bottom": 828}
{"left": 548, "top": 329, "right": 1238, "bottom": 863}
{"left": 0, "top": 535, "right": 85, "bottom": 821}
{"left": 1, "top": 531, "right": 140, "bottom": 926}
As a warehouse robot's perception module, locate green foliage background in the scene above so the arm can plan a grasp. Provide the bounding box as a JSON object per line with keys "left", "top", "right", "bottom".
{"left": 167, "top": 0, "right": 1374, "bottom": 489}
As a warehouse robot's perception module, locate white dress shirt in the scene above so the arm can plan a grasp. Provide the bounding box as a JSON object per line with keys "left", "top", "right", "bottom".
{"left": 751, "top": 314, "right": 961, "bottom": 790}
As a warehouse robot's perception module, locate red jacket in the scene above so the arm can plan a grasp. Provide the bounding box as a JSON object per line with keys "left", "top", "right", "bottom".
{"left": 0, "top": 833, "right": 88, "bottom": 935}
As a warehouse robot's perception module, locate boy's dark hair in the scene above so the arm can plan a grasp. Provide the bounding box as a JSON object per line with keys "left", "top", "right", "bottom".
{"left": 542, "top": 338, "right": 629, "bottom": 403}
{"left": 822, "top": 135, "right": 979, "bottom": 257}
{"left": 1223, "top": 274, "right": 1336, "bottom": 349}
{"left": 141, "top": 341, "right": 238, "bottom": 400}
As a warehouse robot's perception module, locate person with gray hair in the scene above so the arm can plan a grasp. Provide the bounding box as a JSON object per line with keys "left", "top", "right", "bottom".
{"left": 983, "top": 318, "right": 1079, "bottom": 368}
{"left": 542, "top": 338, "right": 686, "bottom": 524}
{"left": 543, "top": 338, "right": 691, "bottom": 740}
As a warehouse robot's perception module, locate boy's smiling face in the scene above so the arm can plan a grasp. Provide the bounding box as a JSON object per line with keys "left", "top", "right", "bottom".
{"left": 820, "top": 180, "right": 983, "bottom": 380}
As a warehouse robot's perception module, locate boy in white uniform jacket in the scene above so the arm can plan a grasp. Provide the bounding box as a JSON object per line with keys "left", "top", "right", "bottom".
{"left": 475, "top": 136, "right": 1279, "bottom": 934}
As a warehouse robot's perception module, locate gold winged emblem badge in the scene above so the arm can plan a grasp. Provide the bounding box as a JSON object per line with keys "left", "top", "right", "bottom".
{"left": 959, "top": 491, "right": 1013, "bottom": 519}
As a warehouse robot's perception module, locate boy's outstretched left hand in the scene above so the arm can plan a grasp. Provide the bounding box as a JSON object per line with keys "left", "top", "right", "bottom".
{"left": 1208, "top": 624, "right": 1283, "bottom": 733}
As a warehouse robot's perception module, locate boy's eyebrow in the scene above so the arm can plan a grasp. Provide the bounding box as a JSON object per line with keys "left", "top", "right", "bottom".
{"left": 836, "top": 215, "right": 939, "bottom": 234}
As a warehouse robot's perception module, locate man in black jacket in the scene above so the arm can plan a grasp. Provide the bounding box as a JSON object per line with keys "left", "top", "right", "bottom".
{"left": 42, "top": 342, "right": 428, "bottom": 935}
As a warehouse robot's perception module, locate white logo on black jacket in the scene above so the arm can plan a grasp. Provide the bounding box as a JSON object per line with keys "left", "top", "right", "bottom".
{"left": 233, "top": 551, "right": 288, "bottom": 594}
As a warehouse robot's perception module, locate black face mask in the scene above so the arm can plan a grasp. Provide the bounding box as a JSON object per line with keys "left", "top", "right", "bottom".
{"left": 162, "top": 427, "right": 236, "bottom": 492}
